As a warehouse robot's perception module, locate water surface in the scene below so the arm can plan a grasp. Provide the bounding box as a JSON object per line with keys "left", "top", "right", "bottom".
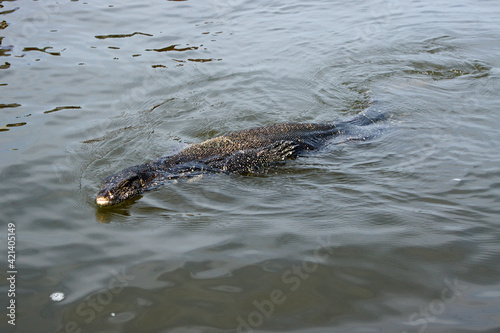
{"left": 1, "top": 0, "right": 500, "bottom": 332}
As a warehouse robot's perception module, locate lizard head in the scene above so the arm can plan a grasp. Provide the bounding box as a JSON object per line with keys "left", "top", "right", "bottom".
{"left": 96, "top": 165, "right": 153, "bottom": 207}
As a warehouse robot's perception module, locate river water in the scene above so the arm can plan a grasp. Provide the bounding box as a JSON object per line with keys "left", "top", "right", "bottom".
{"left": 1, "top": 0, "right": 500, "bottom": 332}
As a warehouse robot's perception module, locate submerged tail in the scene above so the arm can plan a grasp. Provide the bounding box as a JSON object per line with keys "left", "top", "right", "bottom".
{"left": 327, "top": 92, "right": 391, "bottom": 144}
{"left": 347, "top": 103, "right": 387, "bottom": 126}
{"left": 346, "top": 91, "right": 388, "bottom": 126}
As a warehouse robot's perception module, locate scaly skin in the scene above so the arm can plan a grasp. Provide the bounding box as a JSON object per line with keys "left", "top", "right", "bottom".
{"left": 96, "top": 106, "right": 387, "bottom": 206}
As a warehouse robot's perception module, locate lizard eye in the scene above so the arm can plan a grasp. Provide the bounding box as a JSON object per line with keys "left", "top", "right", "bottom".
{"left": 129, "top": 176, "right": 140, "bottom": 186}
{"left": 120, "top": 175, "right": 136, "bottom": 187}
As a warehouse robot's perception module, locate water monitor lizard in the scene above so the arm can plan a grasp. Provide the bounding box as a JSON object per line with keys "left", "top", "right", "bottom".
{"left": 96, "top": 104, "right": 388, "bottom": 206}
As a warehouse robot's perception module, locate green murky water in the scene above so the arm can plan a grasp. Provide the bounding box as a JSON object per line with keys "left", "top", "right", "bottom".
{"left": 1, "top": 0, "right": 500, "bottom": 332}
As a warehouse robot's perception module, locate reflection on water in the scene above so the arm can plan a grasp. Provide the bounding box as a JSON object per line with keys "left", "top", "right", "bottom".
{"left": 1, "top": 0, "right": 500, "bottom": 332}
{"left": 95, "top": 32, "right": 154, "bottom": 39}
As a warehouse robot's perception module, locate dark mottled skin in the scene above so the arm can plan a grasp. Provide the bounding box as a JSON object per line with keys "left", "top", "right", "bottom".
{"left": 96, "top": 106, "right": 387, "bottom": 206}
